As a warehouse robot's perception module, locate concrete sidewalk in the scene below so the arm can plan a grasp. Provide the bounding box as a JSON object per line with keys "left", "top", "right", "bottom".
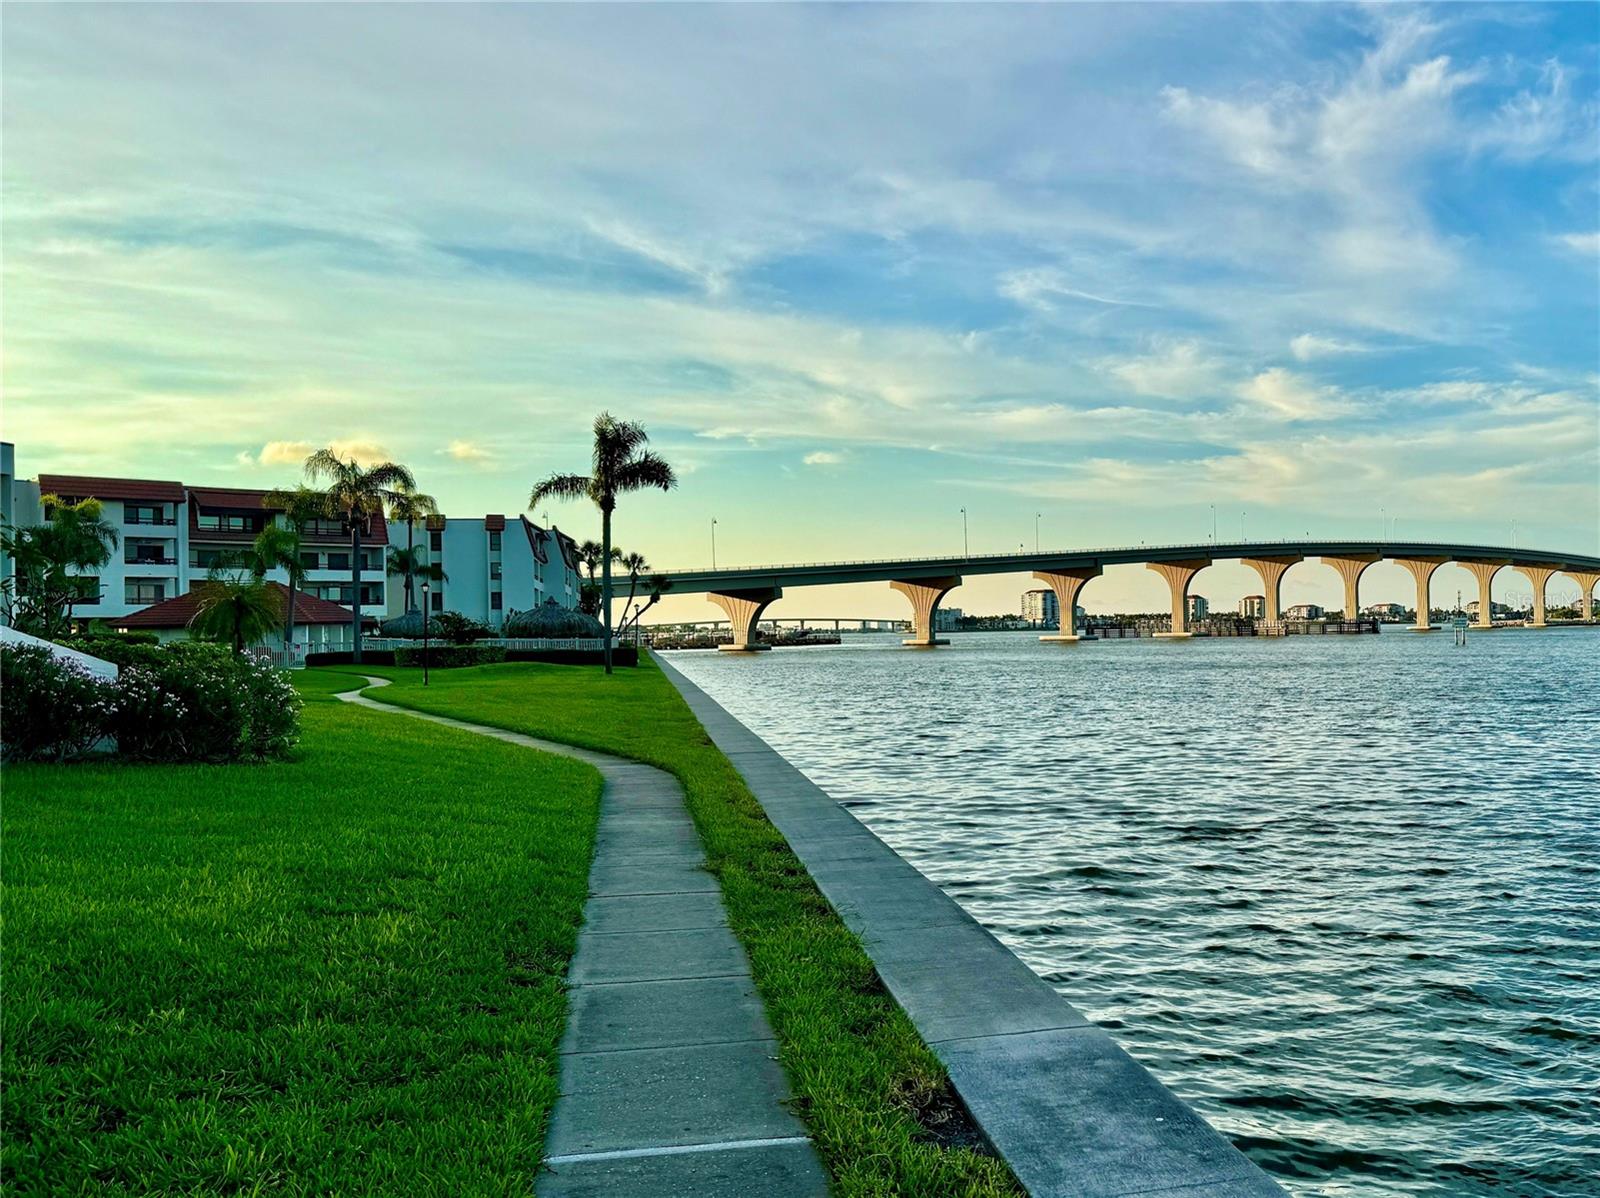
{"left": 335, "top": 678, "right": 828, "bottom": 1198}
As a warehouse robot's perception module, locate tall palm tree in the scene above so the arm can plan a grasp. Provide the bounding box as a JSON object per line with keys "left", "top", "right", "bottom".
{"left": 387, "top": 489, "right": 440, "bottom": 611}
{"left": 529, "top": 414, "right": 677, "bottom": 673}
{"left": 189, "top": 569, "right": 284, "bottom": 655}
{"left": 245, "top": 524, "right": 306, "bottom": 651}
{"left": 0, "top": 495, "right": 120, "bottom": 638}
{"left": 616, "top": 550, "right": 649, "bottom": 631}
{"left": 261, "top": 485, "right": 330, "bottom": 651}
{"left": 578, "top": 539, "right": 604, "bottom": 583}
{"left": 386, "top": 546, "right": 446, "bottom": 606}
{"left": 303, "top": 449, "right": 417, "bottom": 662}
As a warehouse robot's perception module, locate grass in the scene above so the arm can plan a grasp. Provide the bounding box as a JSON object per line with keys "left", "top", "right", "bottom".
{"left": 2, "top": 669, "right": 602, "bottom": 1196}
{"left": 332, "top": 656, "right": 1022, "bottom": 1197}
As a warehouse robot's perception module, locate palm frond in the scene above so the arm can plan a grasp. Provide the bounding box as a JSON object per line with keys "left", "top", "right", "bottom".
{"left": 529, "top": 473, "right": 594, "bottom": 508}
{"left": 303, "top": 448, "right": 355, "bottom": 486}
{"left": 612, "top": 451, "right": 678, "bottom": 495}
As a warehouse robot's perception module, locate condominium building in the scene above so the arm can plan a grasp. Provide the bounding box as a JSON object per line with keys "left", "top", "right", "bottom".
{"left": 1285, "top": 603, "right": 1325, "bottom": 620}
{"left": 1186, "top": 594, "right": 1209, "bottom": 621}
{"left": 1238, "top": 594, "right": 1267, "bottom": 618}
{"left": 389, "top": 514, "right": 582, "bottom": 629}
{"left": 2, "top": 447, "right": 581, "bottom": 631}
{"left": 1020, "top": 588, "right": 1059, "bottom": 628}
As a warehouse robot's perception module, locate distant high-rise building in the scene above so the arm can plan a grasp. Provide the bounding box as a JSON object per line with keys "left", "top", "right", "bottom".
{"left": 1020, "top": 588, "right": 1059, "bottom": 628}
{"left": 934, "top": 607, "right": 964, "bottom": 632}
{"left": 1285, "top": 603, "right": 1325, "bottom": 620}
{"left": 1186, "top": 594, "right": 1209, "bottom": 620}
{"left": 1238, "top": 594, "right": 1267, "bottom": 618}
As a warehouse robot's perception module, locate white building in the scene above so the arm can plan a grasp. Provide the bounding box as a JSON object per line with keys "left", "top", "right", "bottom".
{"left": 1020, "top": 588, "right": 1059, "bottom": 628}
{"left": 1285, "top": 603, "right": 1325, "bottom": 620}
{"left": 1238, "top": 594, "right": 1267, "bottom": 618}
{"left": 934, "top": 607, "right": 964, "bottom": 632}
{"left": 389, "top": 514, "right": 582, "bottom": 630}
{"left": 1186, "top": 594, "right": 1209, "bottom": 621}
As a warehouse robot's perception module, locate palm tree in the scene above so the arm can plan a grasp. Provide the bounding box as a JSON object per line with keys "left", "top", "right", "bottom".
{"left": 530, "top": 414, "right": 677, "bottom": 673}
{"left": 578, "top": 539, "right": 604, "bottom": 583}
{"left": 616, "top": 550, "right": 649, "bottom": 631}
{"left": 0, "top": 495, "right": 120, "bottom": 638}
{"left": 261, "top": 485, "right": 330, "bottom": 651}
{"left": 189, "top": 570, "right": 285, "bottom": 654}
{"left": 387, "top": 489, "right": 440, "bottom": 611}
{"left": 303, "top": 449, "right": 417, "bottom": 662}
{"left": 243, "top": 524, "right": 306, "bottom": 649}
{"left": 386, "top": 546, "right": 446, "bottom": 606}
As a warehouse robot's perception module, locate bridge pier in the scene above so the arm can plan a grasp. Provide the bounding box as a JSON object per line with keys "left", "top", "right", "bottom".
{"left": 708, "top": 587, "right": 782, "bottom": 651}
{"left": 1034, "top": 567, "right": 1100, "bottom": 642}
{"left": 1459, "top": 560, "right": 1508, "bottom": 630}
{"left": 1513, "top": 565, "right": 1556, "bottom": 627}
{"left": 1568, "top": 571, "right": 1600, "bottom": 621}
{"left": 1320, "top": 554, "right": 1379, "bottom": 620}
{"left": 1146, "top": 559, "right": 1210, "bottom": 638}
{"left": 1393, "top": 557, "right": 1447, "bottom": 630}
{"left": 1241, "top": 555, "right": 1302, "bottom": 622}
{"left": 891, "top": 576, "right": 960, "bottom": 646}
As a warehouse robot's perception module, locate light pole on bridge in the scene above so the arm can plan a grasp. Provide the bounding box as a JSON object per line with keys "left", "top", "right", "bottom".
{"left": 960, "top": 507, "right": 968, "bottom": 558}
{"left": 711, "top": 518, "right": 718, "bottom": 570}
{"left": 1035, "top": 512, "right": 1042, "bottom": 553}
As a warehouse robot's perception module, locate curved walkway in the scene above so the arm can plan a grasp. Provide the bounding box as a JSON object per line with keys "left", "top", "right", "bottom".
{"left": 335, "top": 677, "right": 827, "bottom": 1197}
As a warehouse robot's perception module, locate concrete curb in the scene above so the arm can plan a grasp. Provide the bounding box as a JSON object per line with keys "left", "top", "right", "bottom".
{"left": 654, "top": 653, "right": 1288, "bottom": 1198}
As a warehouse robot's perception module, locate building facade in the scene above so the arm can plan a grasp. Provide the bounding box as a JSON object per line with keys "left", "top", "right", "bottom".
{"left": 1285, "top": 603, "right": 1325, "bottom": 620}
{"left": 1238, "top": 594, "right": 1267, "bottom": 618}
{"left": 1020, "top": 588, "right": 1059, "bottom": 628}
{"left": 1186, "top": 594, "right": 1209, "bottom": 621}
{"left": 388, "top": 514, "right": 582, "bottom": 630}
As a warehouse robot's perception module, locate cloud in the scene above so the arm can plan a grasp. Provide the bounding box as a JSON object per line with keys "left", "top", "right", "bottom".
{"left": 1472, "top": 59, "right": 1597, "bottom": 163}
{"left": 1102, "top": 340, "right": 1225, "bottom": 401}
{"left": 1552, "top": 231, "right": 1600, "bottom": 257}
{"left": 1290, "top": 333, "right": 1368, "bottom": 361}
{"left": 998, "top": 267, "right": 1144, "bottom": 313}
{"left": 1236, "top": 368, "right": 1347, "bottom": 420}
{"left": 255, "top": 440, "right": 315, "bottom": 465}
{"left": 445, "top": 439, "right": 491, "bottom": 463}
{"left": 803, "top": 450, "right": 843, "bottom": 466}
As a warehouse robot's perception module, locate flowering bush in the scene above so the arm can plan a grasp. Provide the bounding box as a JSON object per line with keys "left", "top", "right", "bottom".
{"left": 109, "top": 645, "right": 302, "bottom": 763}
{"left": 1, "top": 643, "right": 114, "bottom": 761}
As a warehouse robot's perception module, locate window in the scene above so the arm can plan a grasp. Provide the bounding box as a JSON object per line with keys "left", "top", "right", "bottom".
{"left": 429, "top": 530, "right": 443, "bottom": 553}
{"left": 489, "top": 531, "right": 502, "bottom": 552}
{"left": 300, "top": 551, "right": 319, "bottom": 570}
{"left": 125, "top": 504, "right": 171, "bottom": 526}
{"left": 128, "top": 542, "right": 171, "bottom": 564}
{"left": 360, "top": 584, "right": 383, "bottom": 607}
{"left": 304, "top": 519, "right": 345, "bottom": 538}
{"left": 327, "top": 553, "right": 350, "bottom": 571}
{"left": 189, "top": 547, "right": 228, "bottom": 569}
{"left": 195, "top": 513, "right": 260, "bottom": 533}
{"left": 363, "top": 549, "right": 382, "bottom": 570}
{"left": 489, "top": 562, "right": 502, "bottom": 580}
{"left": 125, "top": 580, "right": 165, "bottom": 605}
{"left": 491, "top": 591, "right": 503, "bottom": 611}
{"left": 430, "top": 590, "right": 444, "bottom": 613}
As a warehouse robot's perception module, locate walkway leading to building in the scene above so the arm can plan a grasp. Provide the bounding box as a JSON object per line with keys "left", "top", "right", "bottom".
{"left": 334, "top": 678, "right": 827, "bottom": 1198}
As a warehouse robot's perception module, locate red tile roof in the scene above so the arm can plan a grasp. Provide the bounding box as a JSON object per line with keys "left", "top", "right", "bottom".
{"left": 485, "top": 514, "right": 506, "bottom": 532}
{"left": 39, "top": 474, "right": 185, "bottom": 504}
{"left": 112, "top": 582, "right": 354, "bottom": 630}
{"left": 188, "top": 486, "right": 281, "bottom": 510}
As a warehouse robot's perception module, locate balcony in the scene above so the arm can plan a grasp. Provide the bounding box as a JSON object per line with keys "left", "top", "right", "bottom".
{"left": 126, "top": 554, "right": 178, "bottom": 567}
{"left": 124, "top": 515, "right": 177, "bottom": 527}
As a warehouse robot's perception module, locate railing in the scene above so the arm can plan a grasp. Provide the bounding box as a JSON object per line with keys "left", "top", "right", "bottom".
{"left": 125, "top": 555, "right": 178, "bottom": 567}
{"left": 124, "top": 516, "right": 177, "bottom": 527}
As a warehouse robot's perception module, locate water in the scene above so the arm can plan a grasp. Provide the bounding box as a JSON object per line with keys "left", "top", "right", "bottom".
{"left": 663, "top": 629, "right": 1600, "bottom": 1197}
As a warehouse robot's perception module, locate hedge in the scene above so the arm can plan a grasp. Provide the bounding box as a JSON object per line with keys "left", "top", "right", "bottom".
{"left": 393, "top": 644, "right": 508, "bottom": 669}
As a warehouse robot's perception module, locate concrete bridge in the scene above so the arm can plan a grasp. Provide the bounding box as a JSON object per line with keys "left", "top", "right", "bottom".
{"left": 657, "top": 539, "right": 1600, "bottom": 651}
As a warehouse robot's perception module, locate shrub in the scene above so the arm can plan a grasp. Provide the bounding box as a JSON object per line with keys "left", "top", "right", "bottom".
{"left": 429, "top": 612, "right": 491, "bottom": 645}
{"left": 108, "top": 645, "right": 302, "bottom": 763}
{"left": 393, "top": 644, "right": 508, "bottom": 669}
{"left": 56, "top": 634, "right": 167, "bottom": 670}
{"left": 1, "top": 643, "right": 113, "bottom": 761}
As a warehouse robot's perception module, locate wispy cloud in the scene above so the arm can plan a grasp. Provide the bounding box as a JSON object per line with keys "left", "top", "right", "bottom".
{"left": 803, "top": 450, "right": 844, "bottom": 466}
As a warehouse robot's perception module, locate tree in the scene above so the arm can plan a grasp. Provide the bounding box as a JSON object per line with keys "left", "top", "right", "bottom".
{"left": 386, "top": 547, "right": 446, "bottom": 605}
{"left": 620, "top": 572, "right": 672, "bottom": 639}
{"left": 303, "top": 450, "right": 417, "bottom": 662}
{"left": 261, "top": 485, "right": 330, "bottom": 651}
{"left": 189, "top": 570, "right": 285, "bottom": 655}
{"left": 387, "top": 489, "right": 440, "bottom": 611}
{"left": 0, "top": 495, "right": 120, "bottom": 640}
{"left": 530, "top": 414, "right": 677, "bottom": 674}
{"left": 242, "top": 524, "right": 306, "bottom": 651}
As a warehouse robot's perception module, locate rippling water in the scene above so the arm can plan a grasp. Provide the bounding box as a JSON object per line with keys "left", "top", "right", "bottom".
{"left": 664, "top": 628, "right": 1600, "bottom": 1197}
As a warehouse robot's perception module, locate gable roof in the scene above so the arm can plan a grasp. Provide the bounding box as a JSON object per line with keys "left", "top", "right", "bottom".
{"left": 112, "top": 582, "right": 353, "bottom": 630}
{"left": 188, "top": 486, "right": 281, "bottom": 511}
{"left": 39, "top": 474, "right": 186, "bottom": 504}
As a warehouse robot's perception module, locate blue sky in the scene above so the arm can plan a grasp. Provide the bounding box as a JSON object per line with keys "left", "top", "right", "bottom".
{"left": 3, "top": 3, "right": 1597, "bottom": 616}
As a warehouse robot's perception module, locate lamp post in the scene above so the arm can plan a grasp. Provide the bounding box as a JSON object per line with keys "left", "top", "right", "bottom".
{"left": 711, "top": 518, "right": 718, "bottom": 570}
{"left": 421, "top": 580, "right": 431, "bottom": 688}
{"left": 1210, "top": 504, "right": 1217, "bottom": 544}
{"left": 960, "top": 508, "right": 968, "bottom": 558}
{"left": 1035, "top": 512, "right": 1042, "bottom": 553}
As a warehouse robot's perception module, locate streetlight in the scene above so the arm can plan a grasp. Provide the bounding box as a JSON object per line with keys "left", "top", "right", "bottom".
{"left": 1035, "top": 512, "right": 1042, "bottom": 553}
{"left": 1380, "top": 506, "right": 1386, "bottom": 540}
{"left": 711, "top": 518, "right": 718, "bottom": 570}
{"left": 1210, "top": 504, "right": 1217, "bottom": 544}
{"left": 1240, "top": 511, "right": 1247, "bottom": 542}
{"left": 421, "top": 580, "right": 431, "bottom": 688}
{"left": 960, "top": 507, "right": 969, "bottom": 558}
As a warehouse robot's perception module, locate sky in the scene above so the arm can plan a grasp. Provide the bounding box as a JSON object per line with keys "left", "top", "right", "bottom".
{"left": 3, "top": 3, "right": 1597, "bottom": 618}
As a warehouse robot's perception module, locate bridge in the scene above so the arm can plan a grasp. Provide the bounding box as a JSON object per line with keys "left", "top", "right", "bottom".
{"left": 656, "top": 539, "right": 1600, "bottom": 650}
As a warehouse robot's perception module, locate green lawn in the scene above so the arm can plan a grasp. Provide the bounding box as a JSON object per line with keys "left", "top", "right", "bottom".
{"left": 333, "top": 656, "right": 1021, "bottom": 1197}
{"left": 2, "top": 669, "right": 602, "bottom": 1196}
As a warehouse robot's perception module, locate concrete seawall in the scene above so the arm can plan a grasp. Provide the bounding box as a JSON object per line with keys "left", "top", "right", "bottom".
{"left": 655, "top": 653, "right": 1287, "bottom": 1198}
